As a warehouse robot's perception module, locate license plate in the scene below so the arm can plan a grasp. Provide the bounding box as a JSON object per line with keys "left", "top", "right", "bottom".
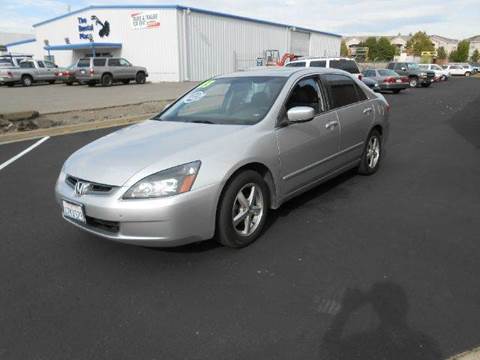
{"left": 80, "top": 70, "right": 86, "bottom": 74}
{"left": 63, "top": 200, "right": 86, "bottom": 223}
{"left": 396, "top": 79, "right": 402, "bottom": 83}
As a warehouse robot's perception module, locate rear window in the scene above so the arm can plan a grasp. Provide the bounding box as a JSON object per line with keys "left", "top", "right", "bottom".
{"left": 324, "top": 74, "right": 362, "bottom": 109}
{"left": 285, "top": 61, "right": 306, "bottom": 67}
{"left": 77, "top": 59, "right": 90, "bottom": 68}
{"left": 310, "top": 60, "right": 326, "bottom": 67}
{"left": 378, "top": 69, "right": 398, "bottom": 76}
{"left": 93, "top": 58, "right": 106, "bottom": 66}
{"left": 108, "top": 58, "right": 121, "bottom": 66}
{"left": 329, "top": 59, "right": 360, "bottom": 74}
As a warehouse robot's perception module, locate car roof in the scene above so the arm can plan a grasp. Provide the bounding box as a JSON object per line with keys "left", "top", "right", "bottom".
{"left": 289, "top": 57, "right": 356, "bottom": 63}
{"left": 217, "top": 66, "right": 351, "bottom": 78}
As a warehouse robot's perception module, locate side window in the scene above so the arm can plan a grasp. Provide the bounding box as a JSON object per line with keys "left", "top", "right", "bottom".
{"left": 310, "top": 60, "right": 326, "bottom": 67}
{"left": 364, "top": 70, "right": 375, "bottom": 77}
{"left": 285, "top": 61, "right": 306, "bottom": 67}
{"left": 323, "top": 74, "right": 360, "bottom": 109}
{"left": 108, "top": 58, "right": 121, "bottom": 66}
{"left": 354, "top": 83, "right": 368, "bottom": 101}
{"left": 93, "top": 58, "right": 106, "bottom": 66}
{"left": 44, "top": 61, "right": 56, "bottom": 68}
{"left": 329, "top": 60, "right": 360, "bottom": 74}
{"left": 119, "top": 59, "right": 131, "bottom": 66}
{"left": 286, "top": 77, "right": 323, "bottom": 113}
{"left": 37, "top": 61, "right": 45, "bottom": 68}
{"left": 20, "top": 61, "right": 34, "bottom": 68}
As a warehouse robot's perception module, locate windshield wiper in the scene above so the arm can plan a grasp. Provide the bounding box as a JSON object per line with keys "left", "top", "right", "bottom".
{"left": 190, "top": 120, "right": 215, "bottom": 124}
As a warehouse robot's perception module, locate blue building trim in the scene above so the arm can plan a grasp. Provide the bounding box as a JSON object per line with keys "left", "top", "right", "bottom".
{"left": 44, "top": 42, "right": 122, "bottom": 51}
{"left": 5, "top": 38, "right": 36, "bottom": 48}
{"left": 32, "top": 4, "right": 341, "bottom": 38}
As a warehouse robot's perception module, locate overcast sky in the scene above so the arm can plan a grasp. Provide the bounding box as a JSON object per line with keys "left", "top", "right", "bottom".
{"left": 2, "top": 0, "right": 479, "bottom": 39}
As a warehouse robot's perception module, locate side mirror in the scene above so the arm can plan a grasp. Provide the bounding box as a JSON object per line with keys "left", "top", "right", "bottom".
{"left": 287, "top": 106, "right": 315, "bottom": 123}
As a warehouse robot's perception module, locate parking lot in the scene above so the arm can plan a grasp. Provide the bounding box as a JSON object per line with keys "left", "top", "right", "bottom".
{"left": 0, "top": 78, "right": 479, "bottom": 359}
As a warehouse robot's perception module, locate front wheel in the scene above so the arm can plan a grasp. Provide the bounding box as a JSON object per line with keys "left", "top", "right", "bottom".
{"left": 136, "top": 72, "right": 146, "bottom": 84}
{"left": 216, "top": 170, "right": 269, "bottom": 248}
{"left": 465, "top": 72, "right": 471, "bottom": 77}
{"left": 358, "top": 129, "right": 382, "bottom": 175}
{"left": 408, "top": 77, "right": 418, "bottom": 88}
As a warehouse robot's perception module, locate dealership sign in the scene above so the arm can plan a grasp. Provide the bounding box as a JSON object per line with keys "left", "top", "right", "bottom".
{"left": 130, "top": 11, "right": 161, "bottom": 30}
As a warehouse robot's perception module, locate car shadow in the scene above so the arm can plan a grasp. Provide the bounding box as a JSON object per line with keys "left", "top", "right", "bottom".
{"left": 320, "top": 282, "right": 442, "bottom": 360}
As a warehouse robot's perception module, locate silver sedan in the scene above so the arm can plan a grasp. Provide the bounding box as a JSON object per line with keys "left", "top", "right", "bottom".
{"left": 55, "top": 67, "right": 390, "bottom": 248}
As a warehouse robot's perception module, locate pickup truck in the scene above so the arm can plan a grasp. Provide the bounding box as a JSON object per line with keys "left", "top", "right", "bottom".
{"left": 387, "top": 62, "right": 435, "bottom": 88}
{"left": 0, "top": 59, "right": 61, "bottom": 87}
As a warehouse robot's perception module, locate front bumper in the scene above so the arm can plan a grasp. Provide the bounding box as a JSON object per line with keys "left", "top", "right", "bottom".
{"left": 55, "top": 175, "right": 220, "bottom": 247}
{"left": 379, "top": 83, "right": 409, "bottom": 90}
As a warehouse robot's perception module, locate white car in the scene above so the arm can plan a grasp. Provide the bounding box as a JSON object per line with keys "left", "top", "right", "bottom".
{"left": 419, "top": 63, "right": 450, "bottom": 81}
{"left": 444, "top": 64, "right": 473, "bottom": 77}
{"left": 285, "top": 57, "right": 363, "bottom": 79}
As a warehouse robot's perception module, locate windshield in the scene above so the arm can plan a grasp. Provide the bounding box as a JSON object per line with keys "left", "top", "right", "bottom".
{"left": 407, "top": 63, "right": 419, "bottom": 70}
{"left": 77, "top": 59, "right": 90, "bottom": 68}
{"left": 378, "top": 69, "right": 399, "bottom": 76}
{"left": 154, "top": 76, "right": 287, "bottom": 125}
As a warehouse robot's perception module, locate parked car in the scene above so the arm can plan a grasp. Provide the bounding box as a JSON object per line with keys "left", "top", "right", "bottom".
{"left": 0, "top": 59, "right": 60, "bottom": 87}
{"left": 56, "top": 64, "right": 79, "bottom": 85}
{"left": 56, "top": 67, "right": 390, "bottom": 248}
{"left": 418, "top": 63, "right": 450, "bottom": 81}
{"left": 362, "top": 69, "right": 409, "bottom": 93}
{"left": 285, "top": 57, "right": 363, "bottom": 79}
{"left": 386, "top": 62, "right": 435, "bottom": 88}
{"left": 75, "top": 57, "right": 148, "bottom": 87}
{"left": 469, "top": 63, "right": 480, "bottom": 73}
{"left": 361, "top": 76, "right": 380, "bottom": 92}
{"left": 444, "top": 64, "right": 473, "bottom": 76}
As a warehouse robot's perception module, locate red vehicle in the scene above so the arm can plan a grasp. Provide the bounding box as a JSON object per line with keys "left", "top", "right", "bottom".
{"left": 56, "top": 65, "right": 78, "bottom": 85}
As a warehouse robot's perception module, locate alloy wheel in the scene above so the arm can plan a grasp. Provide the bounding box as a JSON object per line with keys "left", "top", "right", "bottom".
{"left": 232, "top": 183, "right": 264, "bottom": 237}
{"left": 366, "top": 136, "right": 380, "bottom": 169}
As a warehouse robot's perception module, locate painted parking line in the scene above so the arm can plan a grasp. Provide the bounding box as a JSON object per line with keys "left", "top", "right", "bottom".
{"left": 0, "top": 136, "right": 50, "bottom": 171}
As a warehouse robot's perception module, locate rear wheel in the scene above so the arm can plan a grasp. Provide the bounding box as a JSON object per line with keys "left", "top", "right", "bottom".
{"left": 135, "top": 72, "right": 146, "bottom": 84}
{"left": 22, "top": 75, "right": 33, "bottom": 87}
{"left": 465, "top": 72, "right": 471, "bottom": 77}
{"left": 216, "top": 170, "right": 269, "bottom": 248}
{"left": 358, "top": 129, "right": 382, "bottom": 175}
{"left": 409, "top": 77, "right": 418, "bottom": 88}
{"left": 101, "top": 73, "right": 113, "bottom": 87}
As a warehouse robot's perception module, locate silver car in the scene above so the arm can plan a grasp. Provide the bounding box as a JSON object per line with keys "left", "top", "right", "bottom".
{"left": 55, "top": 68, "right": 390, "bottom": 248}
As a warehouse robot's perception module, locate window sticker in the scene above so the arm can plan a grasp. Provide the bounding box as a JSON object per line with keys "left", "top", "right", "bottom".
{"left": 197, "top": 79, "right": 215, "bottom": 89}
{"left": 183, "top": 90, "right": 206, "bottom": 103}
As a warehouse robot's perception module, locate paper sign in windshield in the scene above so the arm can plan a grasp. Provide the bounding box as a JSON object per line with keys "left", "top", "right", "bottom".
{"left": 183, "top": 91, "right": 206, "bottom": 103}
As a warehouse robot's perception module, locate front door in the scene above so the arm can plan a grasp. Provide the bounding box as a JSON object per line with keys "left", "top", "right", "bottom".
{"left": 276, "top": 76, "right": 340, "bottom": 197}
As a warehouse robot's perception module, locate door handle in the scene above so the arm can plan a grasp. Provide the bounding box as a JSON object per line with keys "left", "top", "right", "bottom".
{"left": 363, "top": 107, "right": 373, "bottom": 114}
{"left": 325, "top": 121, "right": 339, "bottom": 129}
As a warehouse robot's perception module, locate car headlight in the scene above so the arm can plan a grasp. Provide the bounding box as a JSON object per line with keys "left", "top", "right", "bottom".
{"left": 420, "top": 72, "right": 427, "bottom": 76}
{"left": 123, "top": 161, "right": 201, "bottom": 199}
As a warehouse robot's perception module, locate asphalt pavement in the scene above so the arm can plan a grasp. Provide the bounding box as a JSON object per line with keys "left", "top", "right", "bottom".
{"left": 0, "top": 78, "right": 479, "bottom": 359}
{"left": 0, "top": 81, "right": 198, "bottom": 114}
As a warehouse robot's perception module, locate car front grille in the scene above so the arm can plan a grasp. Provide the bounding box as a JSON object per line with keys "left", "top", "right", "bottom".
{"left": 66, "top": 175, "right": 115, "bottom": 194}
{"left": 86, "top": 216, "right": 120, "bottom": 233}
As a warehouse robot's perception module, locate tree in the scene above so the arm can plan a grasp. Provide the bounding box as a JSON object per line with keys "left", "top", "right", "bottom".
{"left": 340, "top": 40, "right": 349, "bottom": 57}
{"left": 471, "top": 49, "right": 480, "bottom": 63}
{"left": 450, "top": 40, "right": 470, "bottom": 62}
{"left": 376, "top": 37, "right": 396, "bottom": 61}
{"left": 437, "top": 46, "right": 447, "bottom": 60}
{"left": 406, "top": 31, "right": 434, "bottom": 56}
{"left": 364, "top": 37, "right": 378, "bottom": 61}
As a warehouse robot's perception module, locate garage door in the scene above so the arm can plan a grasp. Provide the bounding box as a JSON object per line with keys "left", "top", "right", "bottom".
{"left": 290, "top": 30, "right": 310, "bottom": 57}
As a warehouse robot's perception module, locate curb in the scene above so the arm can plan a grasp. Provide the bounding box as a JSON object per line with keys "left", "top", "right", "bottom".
{"left": 448, "top": 347, "right": 480, "bottom": 360}
{"left": 0, "top": 113, "right": 156, "bottom": 145}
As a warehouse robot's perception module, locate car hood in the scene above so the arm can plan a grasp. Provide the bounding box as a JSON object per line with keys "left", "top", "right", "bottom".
{"left": 65, "top": 120, "right": 248, "bottom": 186}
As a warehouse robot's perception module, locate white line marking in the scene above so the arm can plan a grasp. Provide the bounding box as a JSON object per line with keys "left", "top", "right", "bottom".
{"left": 0, "top": 136, "right": 50, "bottom": 171}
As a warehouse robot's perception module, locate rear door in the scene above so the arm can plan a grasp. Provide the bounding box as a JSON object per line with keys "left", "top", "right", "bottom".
{"left": 107, "top": 58, "right": 124, "bottom": 79}
{"left": 276, "top": 76, "right": 340, "bottom": 196}
{"left": 322, "top": 74, "right": 373, "bottom": 165}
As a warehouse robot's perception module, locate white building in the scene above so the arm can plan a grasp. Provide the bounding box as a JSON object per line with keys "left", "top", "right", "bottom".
{"left": 4, "top": 5, "right": 341, "bottom": 82}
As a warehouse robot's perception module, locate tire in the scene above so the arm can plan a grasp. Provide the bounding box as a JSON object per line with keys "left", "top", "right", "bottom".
{"left": 48, "top": 80, "right": 56, "bottom": 84}
{"left": 408, "top": 77, "right": 418, "bottom": 88}
{"left": 465, "top": 72, "right": 471, "bottom": 77}
{"left": 392, "top": 89, "right": 401, "bottom": 94}
{"left": 101, "top": 73, "right": 113, "bottom": 87}
{"left": 87, "top": 82, "right": 96, "bottom": 87}
{"left": 358, "top": 129, "right": 382, "bottom": 175}
{"left": 216, "top": 170, "right": 269, "bottom": 248}
{"left": 421, "top": 83, "right": 431, "bottom": 88}
{"left": 135, "top": 72, "right": 146, "bottom": 84}
{"left": 122, "top": 79, "right": 130, "bottom": 85}
{"left": 21, "top": 75, "right": 33, "bottom": 87}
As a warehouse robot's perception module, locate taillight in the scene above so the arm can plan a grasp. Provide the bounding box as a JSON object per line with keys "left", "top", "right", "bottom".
{"left": 89, "top": 68, "right": 94, "bottom": 76}
{"left": 383, "top": 77, "right": 395, "bottom": 83}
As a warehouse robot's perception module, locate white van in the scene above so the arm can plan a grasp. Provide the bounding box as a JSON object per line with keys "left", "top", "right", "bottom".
{"left": 285, "top": 57, "right": 362, "bottom": 79}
